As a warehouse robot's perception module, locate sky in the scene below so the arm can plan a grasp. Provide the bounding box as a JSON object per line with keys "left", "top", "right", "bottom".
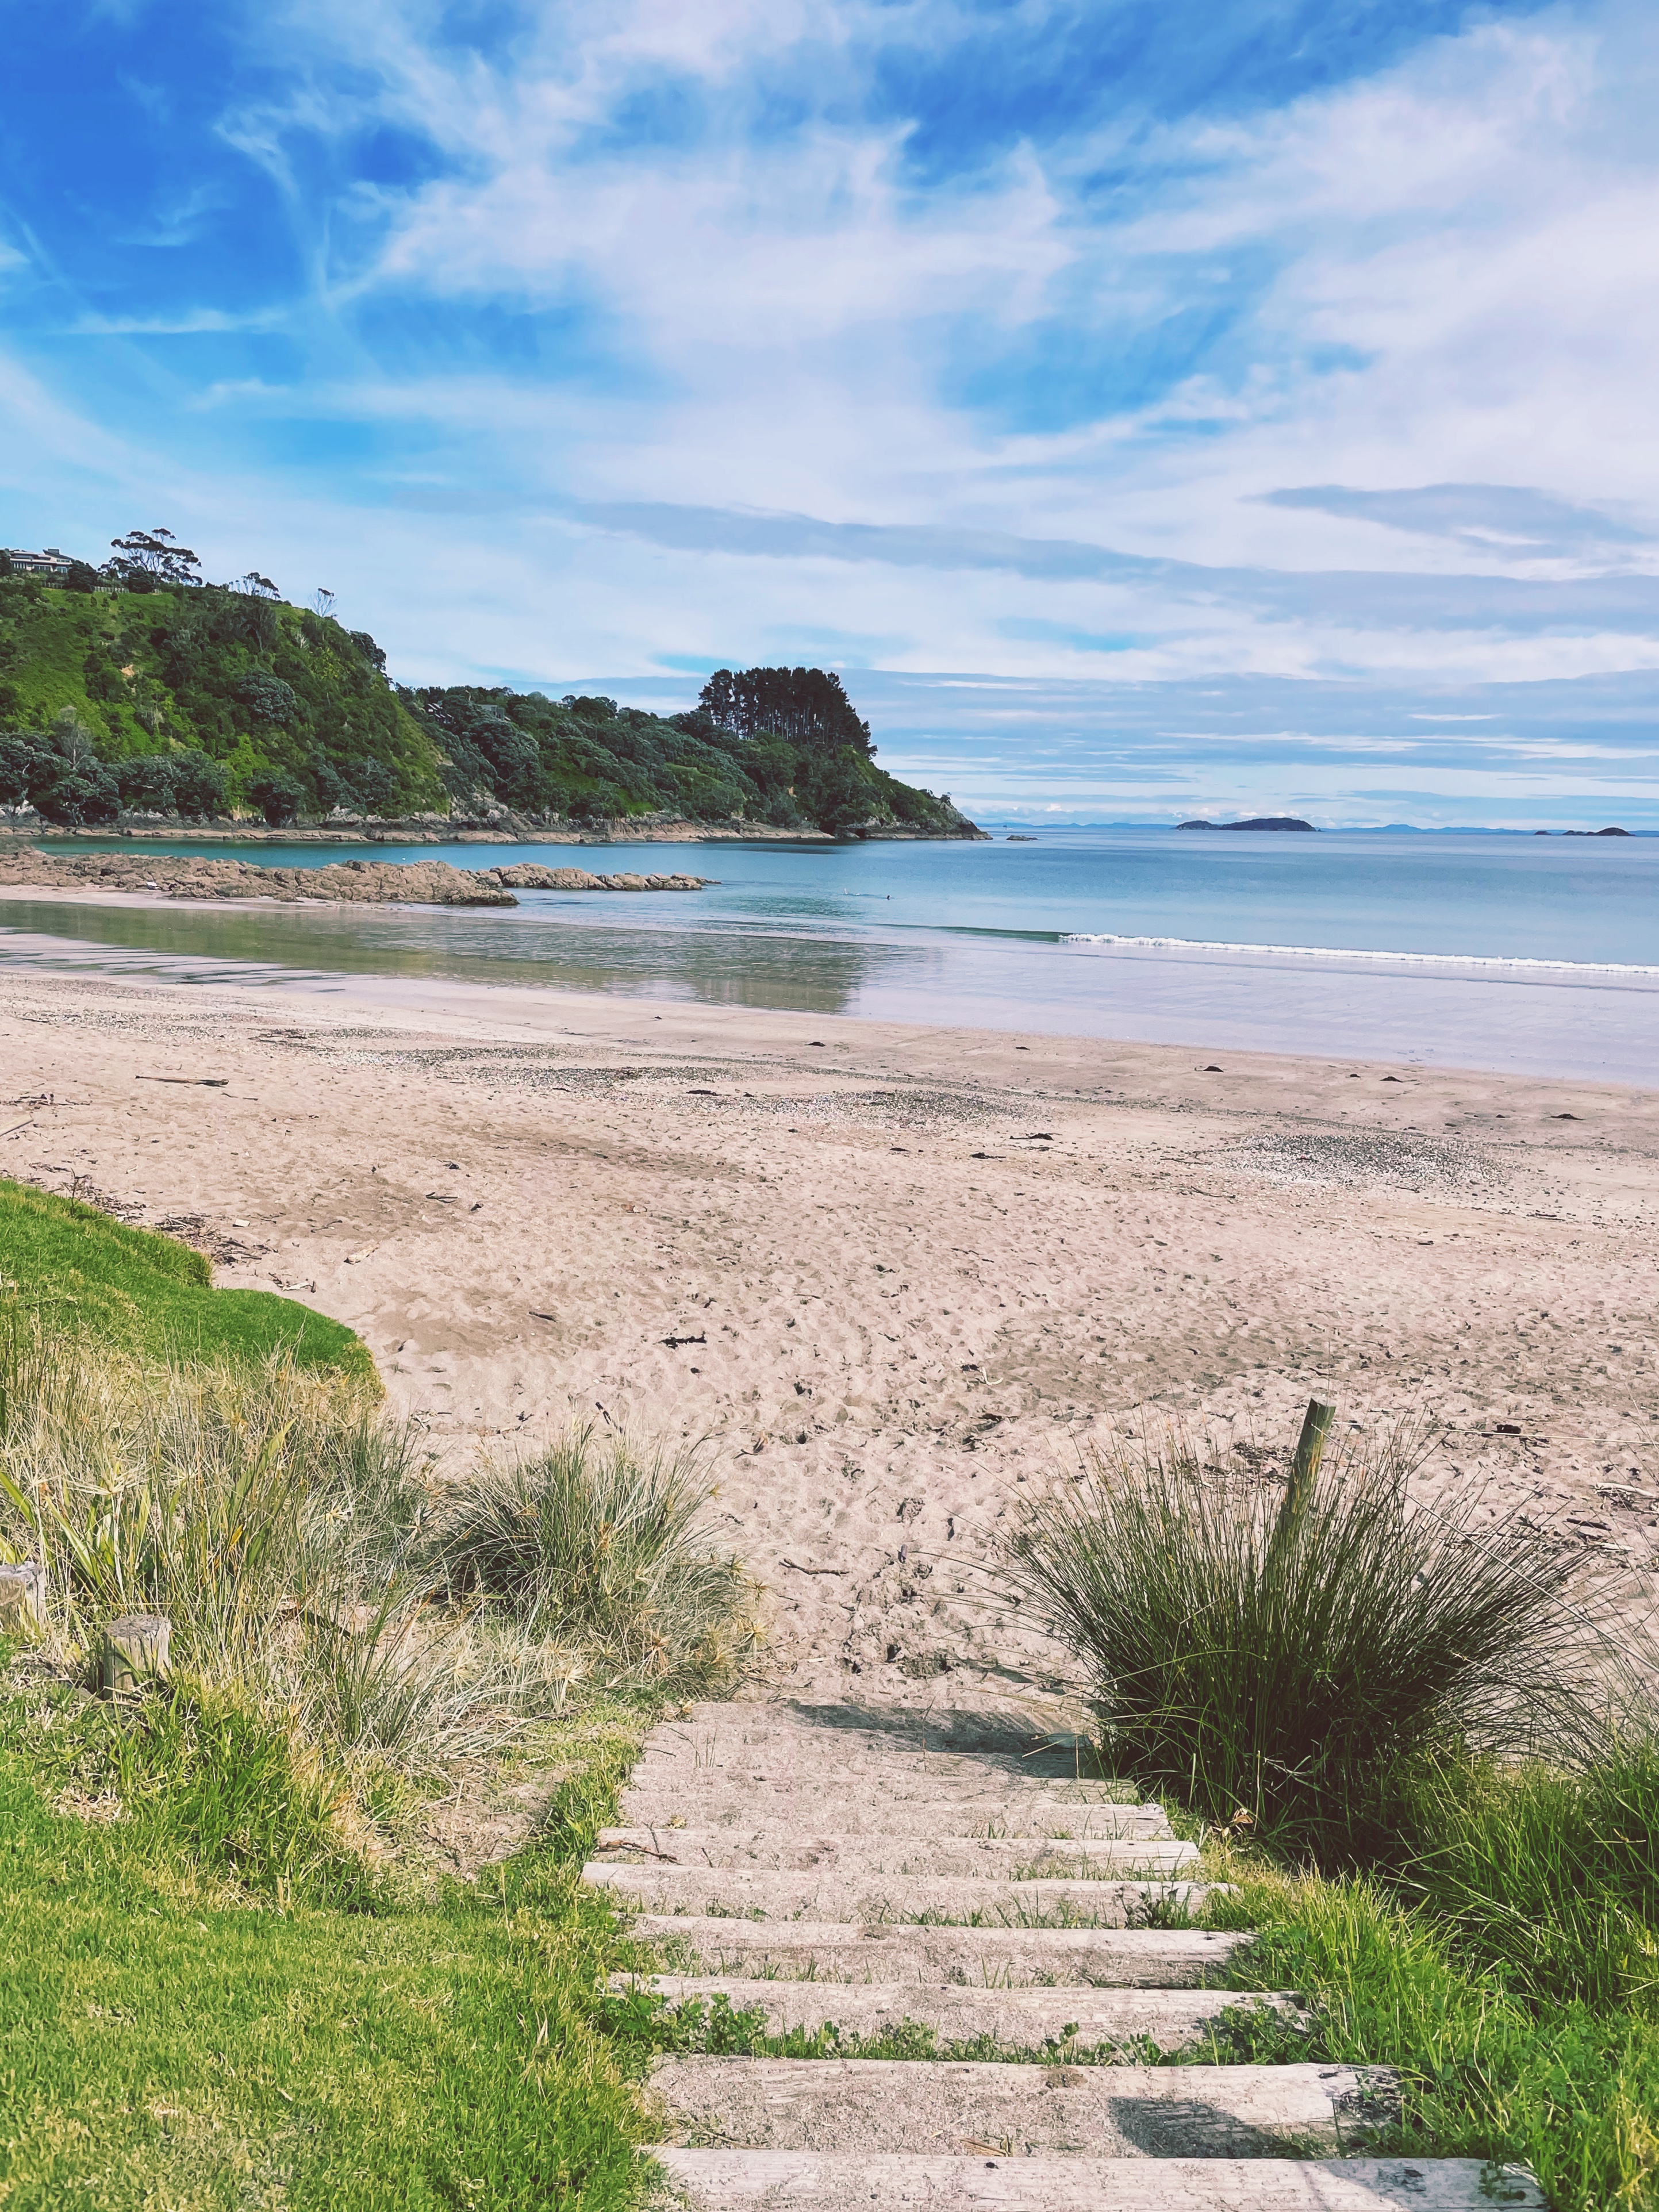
{"left": 3, "top": 0, "right": 1658, "bottom": 825}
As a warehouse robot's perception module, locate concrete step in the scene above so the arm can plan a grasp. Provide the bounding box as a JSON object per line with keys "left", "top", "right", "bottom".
{"left": 632, "top": 1742, "right": 1122, "bottom": 1791}
{"left": 587, "top": 1862, "right": 1217, "bottom": 1926}
{"left": 646, "top": 2150, "right": 1545, "bottom": 2209}
{"left": 619, "top": 1975, "right": 1303, "bottom": 2053}
{"left": 619, "top": 1787, "right": 1162, "bottom": 1833}
{"left": 594, "top": 1830, "right": 1192, "bottom": 1877}
{"left": 650, "top": 2055, "right": 1397, "bottom": 2159}
{"left": 632, "top": 1917, "right": 1250, "bottom": 1986}
{"left": 644, "top": 1708, "right": 1106, "bottom": 1775}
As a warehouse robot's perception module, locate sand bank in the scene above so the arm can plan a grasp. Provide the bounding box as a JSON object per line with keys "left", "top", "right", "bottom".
{"left": 2, "top": 967, "right": 1653, "bottom": 1707}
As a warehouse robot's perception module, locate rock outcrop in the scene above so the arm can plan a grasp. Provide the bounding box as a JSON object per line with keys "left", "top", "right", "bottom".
{"left": 0, "top": 848, "right": 715, "bottom": 907}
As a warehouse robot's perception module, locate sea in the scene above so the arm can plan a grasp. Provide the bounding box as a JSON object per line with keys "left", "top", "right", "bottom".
{"left": 3, "top": 827, "right": 1656, "bottom": 1082}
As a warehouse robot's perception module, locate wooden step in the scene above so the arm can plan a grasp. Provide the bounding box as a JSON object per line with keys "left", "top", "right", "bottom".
{"left": 650, "top": 2055, "right": 1397, "bottom": 2159}
{"left": 631, "top": 1917, "right": 1250, "bottom": 1986}
{"left": 620, "top": 1975, "right": 1302, "bottom": 2053}
{"left": 646, "top": 2150, "right": 1545, "bottom": 2209}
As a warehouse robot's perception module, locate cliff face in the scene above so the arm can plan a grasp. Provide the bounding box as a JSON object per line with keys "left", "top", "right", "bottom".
{"left": 0, "top": 582, "right": 982, "bottom": 839}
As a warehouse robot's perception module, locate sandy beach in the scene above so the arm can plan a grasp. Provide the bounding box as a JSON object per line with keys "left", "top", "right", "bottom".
{"left": 4, "top": 961, "right": 1655, "bottom": 1710}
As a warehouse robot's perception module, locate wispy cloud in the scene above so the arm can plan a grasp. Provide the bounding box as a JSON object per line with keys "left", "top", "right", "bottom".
{"left": 3, "top": 0, "right": 1659, "bottom": 817}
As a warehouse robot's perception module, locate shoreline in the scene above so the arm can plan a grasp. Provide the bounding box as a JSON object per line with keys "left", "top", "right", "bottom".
{"left": 1, "top": 959, "right": 1652, "bottom": 1703}
{"left": 2, "top": 886, "right": 1657, "bottom": 1083}
{"left": 0, "top": 817, "right": 984, "bottom": 848}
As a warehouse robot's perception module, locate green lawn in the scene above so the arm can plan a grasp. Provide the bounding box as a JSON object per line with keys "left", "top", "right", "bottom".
{"left": 0, "top": 1179, "right": 372, "bottom": 1380}
{"left": 0, "top": 1691, "right": 652, "bottom": 2212}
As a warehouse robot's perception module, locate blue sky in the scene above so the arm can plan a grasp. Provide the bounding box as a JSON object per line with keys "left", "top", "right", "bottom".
{"left": 3, "top": 0, "right": 1658, "bottom": 824}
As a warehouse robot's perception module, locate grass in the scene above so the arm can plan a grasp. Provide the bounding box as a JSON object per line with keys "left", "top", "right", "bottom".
{"left": 431, "top": 1427, "right": 759, "bottom": 1699}
{"left": 0, "top": 1694, "right": 652, "bottom": 2212}
{"left": 0, "top": 1178, "right": 372, "bottom": 1378}
{"left": 1208, "top": 1863, "right": 1659, "bottom": 2211}
{"left": 1006, "top": 1420, "right": 1602, "bottom": 1857}
{"left": 0, "top": 1312, "right": 759, "bottom": 2209}
{"left": 1008, "top": 1413, "right": 1659, "bottom": 2210}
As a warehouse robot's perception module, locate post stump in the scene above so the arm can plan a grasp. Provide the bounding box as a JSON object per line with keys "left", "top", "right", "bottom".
{"left": 103, "top": 1613, "right": 172, "bottom": 1695}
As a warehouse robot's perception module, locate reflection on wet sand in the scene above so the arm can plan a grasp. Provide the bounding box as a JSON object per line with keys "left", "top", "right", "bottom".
{"left": 2, "top": 892, "right": 1657, "bottom": 1080}
{"left": 0, "top": 897, "right": 916, "bottom": 1016}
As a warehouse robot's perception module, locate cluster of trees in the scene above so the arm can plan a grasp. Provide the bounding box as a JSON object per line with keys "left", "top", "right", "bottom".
{"left": 405, "top": 669, "right": 969, "bottom": 836}
{"left": 0, "top": 530, "right": 441, "bottom": 824}
{"left": 696, "top": 666, "right": 873, "bottom": 754}
{"left": 0, "top": 722, "right": 229, "bottom": 828}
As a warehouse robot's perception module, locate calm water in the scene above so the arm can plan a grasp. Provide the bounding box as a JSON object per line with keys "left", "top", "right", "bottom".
{"left": 3, "top": 828, "right": 1657, "bottom": 1078}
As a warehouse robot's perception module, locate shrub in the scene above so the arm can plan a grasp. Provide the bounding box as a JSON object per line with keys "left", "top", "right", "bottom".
{"left": 116, "top": 754, "right": 178, "bottom": 811}
{"left": 245, "top": 767, "right": 303, "bottom": 824}
{"left": 1007, "top": 1420, "right": 1600, "bottom": 1856}
{"left": 169, "top": 746, "right": 229, "bottom": 817}
{"left": 432, "top": 1426, "right": 757, "bottom": 1696}
{"left": 30, "top": 755, "right": 120, "bottom": 826}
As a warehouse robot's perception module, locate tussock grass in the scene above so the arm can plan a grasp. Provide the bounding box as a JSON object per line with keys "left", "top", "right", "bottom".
{"left": 1007, "top": 1422, "right": 1602, "bottom": 1854}
{"left": 431, "top": 1425, "right": 759, "bottom": 1699}
{"left": 0, "top": 1308, "right": 748, "bottom": 2205}
{"left": 1008, "top": 1410, "right": 1659, "bottom": 2211}
{"left": 0, "top": 1331, "right": 755, "bottom": 1777}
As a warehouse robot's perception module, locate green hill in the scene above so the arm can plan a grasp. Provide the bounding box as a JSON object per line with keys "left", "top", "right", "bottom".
{"left": 0, "top": 555, "right": 982, "bottom": 838}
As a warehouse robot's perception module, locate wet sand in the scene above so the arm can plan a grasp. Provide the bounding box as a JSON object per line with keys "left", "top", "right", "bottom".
{"left": 3, "top": 965, "right": 1655, "bottom": 1708}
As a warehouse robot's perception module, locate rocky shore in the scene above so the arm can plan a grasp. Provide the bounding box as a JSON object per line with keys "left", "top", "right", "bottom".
{"left": 0, "top": 848, "right": 713, "bottom": 907}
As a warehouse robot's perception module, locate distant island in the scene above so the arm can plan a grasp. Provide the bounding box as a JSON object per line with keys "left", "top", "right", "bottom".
{"left": 1177, "top": 816, "right": 1317, "bottom": 833}
{"left": 0, "top": 531, "right": 985, "bottom": 843}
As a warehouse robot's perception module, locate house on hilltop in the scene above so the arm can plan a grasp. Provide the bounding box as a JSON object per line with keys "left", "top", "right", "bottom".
{"left": 3, "top": 547, "right": 73, "bottom": 580}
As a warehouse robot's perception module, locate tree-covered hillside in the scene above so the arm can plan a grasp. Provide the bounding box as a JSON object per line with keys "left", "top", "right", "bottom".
{"left": 0, "top": 569, "right": 443, "bottom": 825}
{"left": 0, "top": 544, "right": 980, "bottom": 836}
{"left": 408, "top": 667, "right": 978, "bottom": 836}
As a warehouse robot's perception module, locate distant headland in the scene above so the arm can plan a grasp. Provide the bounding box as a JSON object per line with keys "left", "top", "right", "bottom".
{"left": 0, "top": 531, "right": 985, "bottom": 844}
{"left": 1177, "top": 816, "right": 1317, "bottom": 833}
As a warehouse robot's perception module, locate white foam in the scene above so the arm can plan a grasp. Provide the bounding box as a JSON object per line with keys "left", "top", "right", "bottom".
{"left": 1057, "top": 933, "right": 1659, "bottom": 979}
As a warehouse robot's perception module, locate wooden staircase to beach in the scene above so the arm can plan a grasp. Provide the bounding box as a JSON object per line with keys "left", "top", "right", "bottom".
{"left": 584, "top": 1703, "right": 1545, "bottom": 2209}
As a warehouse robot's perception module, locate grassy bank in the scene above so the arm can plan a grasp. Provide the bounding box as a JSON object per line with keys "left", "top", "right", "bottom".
{"left": 0, "top": 1697, "right": 649, "bottom": 2211}
{"left": 0, "top": 1311, "right": 756, "bottom": 2209}
{"left": 1007, "top": 1417, "right": 1659, "bottom": 2211}
{"left": 0, "top": 1178, "right": 371, "bottom": 1378}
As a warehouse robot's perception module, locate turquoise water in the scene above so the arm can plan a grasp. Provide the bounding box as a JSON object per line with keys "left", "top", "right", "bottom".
{"left": 3, "top": 828, "right": 1657, "bottom": 1078}
{"left": 45, "top": 825, "right": 1659, "bottom": 962}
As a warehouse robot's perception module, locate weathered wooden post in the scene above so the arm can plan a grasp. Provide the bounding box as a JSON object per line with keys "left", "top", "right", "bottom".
{"left": 0, "top": 1559, "right": 45, "bottom": 1634}
{"left": 102, "top": 1612, "right": 172, "bottom": 1695}
{"left": 1273, "top": 1397, "right": 1337, "bottom": 1550}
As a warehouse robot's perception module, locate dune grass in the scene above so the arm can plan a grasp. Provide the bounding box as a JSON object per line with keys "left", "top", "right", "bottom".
{"left": 0, "top": 1315, "right": 758, "bottom": 2209}
{"left": 1005, "top": 1420, "right": 1599, "bottom": 1858}
{"left": 431, "top": 1427, "right": 760, "bottom": 1699}
{"left": 0, "top": 1177, "right": 372, "bottom": 1378}
{"left": 1008, "top": 1414, "right": 1659, "bottom": 2210}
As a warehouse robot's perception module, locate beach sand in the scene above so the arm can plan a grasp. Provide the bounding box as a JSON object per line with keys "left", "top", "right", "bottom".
{"left": 3, "top": 965, "right": 1654, "bottom": 1712}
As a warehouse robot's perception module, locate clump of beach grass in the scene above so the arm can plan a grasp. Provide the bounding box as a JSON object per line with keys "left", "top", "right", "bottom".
{"left": 0, "top": 1318, "right": 756, "bottom": 1799}
{"left": 1006, "top": 1415, "right": 1612, "bottom": 1857}
{"left": 1005, "top": 1406, "right": 1659, "bottom": 2210}
{"left": 429, "top": 1423, "right": 760, "bottom": 1699}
